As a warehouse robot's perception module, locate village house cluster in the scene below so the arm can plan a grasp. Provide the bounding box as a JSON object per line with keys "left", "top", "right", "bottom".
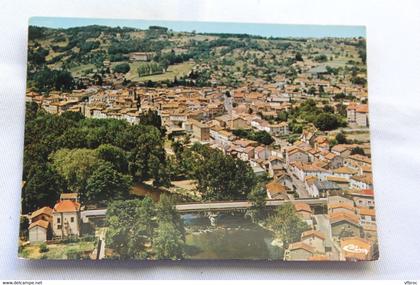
{"left": 27, "top": 193, "right": 81, "bottom": 243}
{"left": 24, "top": 32, "right": 376, "bottom": 261}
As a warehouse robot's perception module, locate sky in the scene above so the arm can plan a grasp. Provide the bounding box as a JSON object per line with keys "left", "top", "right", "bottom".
{"left": 29, "top": 17, "right": 365, "bottom": 38}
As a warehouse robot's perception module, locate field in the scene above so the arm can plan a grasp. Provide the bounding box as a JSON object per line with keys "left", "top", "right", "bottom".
{"left": 69, "top": 63, "right": 96, "bottom": 77}
{"left": 125, "top": 61, "right": 194, "bottom": 82}
{"left": 20, "top": 241, "right": 96, "bottom": 260}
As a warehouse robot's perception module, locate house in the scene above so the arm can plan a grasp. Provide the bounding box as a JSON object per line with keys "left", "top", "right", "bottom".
{"left": 211, "top": 129, "right": 235, "bottom": 149}
{"left": 331, "top": 144, "right": 353, "bottom": 158}
{"left": 290, "top": 162, "right": 330, "bottom": 182}
{"left": 28, "top": 220, "right": 50, "bottom": 243}
{"left": 328, "top": 202, "right": 356, "bottom": 215}
{"left": 294, "top": 202, "right": 312, "bottom": 221}
{"left": 284, "top": 242, "right": 315, "bottom": 261}
{"left": 345, "top": 154, "right": 371, "bottom": 168}
{"left": 350, "top": 174, "right": 373, "bottom": 190}
{"left": 350, "top": 189, "right": 375, "bottom": 208}
{"left": 340, "top": 237, "right": 373, "bottom": 261}
{"left": 266, "top": 181, "right": 287, "bottom": 200}
{"left": 52, "top": 200, "right": 81, "bottom": 238}
{"left": 30, "top": 206, "right": 53, "bottom": 224}
{"left": 268, "top": 157, "right": 283, "bottom": 177}
{"left": 332, "top": 166, "right": 358, "bottom": 180}
{"left": 347, "top": 103, "right": 369, "bottom": 127}
{"left": 129, "top": 52, "right": 154, "bottom": 62}
{"left": 357, "top": 207, "right": 376, "bottom": 226}
{"left": 314, "top": 136, "right": 330, "bottom": 152}
{"left": 362, "top": 224, "right": 378, "bottom": 243}
{"left": 268, "top": 122, "right": 289, "bottom": 136}
{"left": 251, "top": 163, "right": 266, "bottom": 177}
{"left": 308, "top": 180, "right": 341, "bottom": 198}
{"left": 285, "top": 147, "right": 310, "bottom": 165}
{"left": 327, "top": 195, "right": 354, "bottom": 207}
{"left": 329, "top": 212, "right": 361, "bottom": 238}
{"left": 28, "top": 206, "right": 53, "bottom": 243}
{"left": 215, "top": 115, "right": 249, "bottom": 130}
{"left": 325, "top": 176, "right": 350, "bottom": 189}
{"left": 301, "top": 230, "right": 326, "bottom": 253}
{"left": 254, "top": 146, "right": 270, "bottom": 160}
{"left": 355, "top": 105, "right": 369, "bottom": 127}
{"left": 190, "top": 119, "right": 210, "bottom": 142}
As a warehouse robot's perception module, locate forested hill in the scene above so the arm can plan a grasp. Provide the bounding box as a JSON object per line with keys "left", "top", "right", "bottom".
{"left": 27, "top": 24, "right": 366, "bottom": 91}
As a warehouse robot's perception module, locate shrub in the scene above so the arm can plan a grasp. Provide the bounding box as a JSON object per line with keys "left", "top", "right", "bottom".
{"left": 39, "top": 243, "right": 49, "bottom": 253}
{"left": 113, "top": 63, "right": 130, "bottom": 74}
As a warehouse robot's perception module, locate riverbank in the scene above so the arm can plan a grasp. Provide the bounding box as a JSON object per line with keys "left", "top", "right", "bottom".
{"left": 182, "top": 212, "right": 284, "bottom": 260}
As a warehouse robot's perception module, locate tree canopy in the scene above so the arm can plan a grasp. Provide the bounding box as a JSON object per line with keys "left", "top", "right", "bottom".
{"left": 106, "top": 195, "right": 184, "bottom": 260}
{"left": 267, "top": 203, "right": 310, "bottom": 249}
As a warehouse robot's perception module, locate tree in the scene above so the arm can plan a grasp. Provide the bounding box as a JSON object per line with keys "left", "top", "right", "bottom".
{"left": 106, "top": 195, "right": 185, "bottom": 260}
{"left": 32, "top": 67, "right": 74, "bottom": 92}
{"left": 153, "top": 221, "right": 184, "bottom": 260}
{"left": 253, "top": 130, "right": 275, "bottom": 145}
{"left": 336, "top": 132, "right": 347, "bottom": 144}
{"left": 106, "top": 199, "right": 146, "bottom": 259}
{"left": 156, "top": 194, "right": 185, "bottom": 240}
{"left": 295, "top": 52, "right": 303, "bottom": 61}
{"left": 232, "top": 129, "right": 274, "bottom": 145}
{"left": 314, "top": 113, "right": 340, "bottom": 131}
{"left": 50, "top": 148, "right": 100, "bottom": 194}
{"left": 128, "top": 127, "right": 167, "bottom": 183}
{"left": 135, "top": 197, "right": 156, "bottom": 243}
{"left": 113, "top": 63, "right": 130, "bottom": 74}
{"left": 96, "top": 144, "right": 128, "bottom": 173}
{"left": 22, "top": 164, "right": 66, "bottom": 213}
{"left": 188, "top": 145, "right": 258, "bottom": 201}
{"left": 267, "top": 203, "right": 310, "bottom": 249}
{"left": 351, "top": 146, "right": 365, "bottom": 155}
{"left": 85, "top": 162, "right": 132, "bottom": 205}
{"left": 139, "top": 109, "right": 166, "bottom": 136}
{"left": 308, "top": 86, "right": 317, "bottom": 95}
{"left": 246, "top": 183, "right": 267, "bottom": 223}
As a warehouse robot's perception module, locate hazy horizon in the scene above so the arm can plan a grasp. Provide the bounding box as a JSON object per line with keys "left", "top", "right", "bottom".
{"left": 29, "top": 16, "right": 366, "bottom": 39}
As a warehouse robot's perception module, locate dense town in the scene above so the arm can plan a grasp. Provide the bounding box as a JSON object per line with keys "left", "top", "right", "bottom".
{"left": 20, "top": 24, "right": 377, "bottom": 261}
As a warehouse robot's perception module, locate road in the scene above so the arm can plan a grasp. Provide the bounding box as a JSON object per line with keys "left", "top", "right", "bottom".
{"left": 283, "top": 162, "right": 311, "bottom": 199}
{"left": 175, "top": 198, "right": 327, "bottom": 212}
{"left": 314, "top": 214, "right": 341, "bottom": 260}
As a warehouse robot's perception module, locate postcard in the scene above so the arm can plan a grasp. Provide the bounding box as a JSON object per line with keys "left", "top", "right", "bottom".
{"left": 19, "top": 17, "right": 378, "bottom": 261}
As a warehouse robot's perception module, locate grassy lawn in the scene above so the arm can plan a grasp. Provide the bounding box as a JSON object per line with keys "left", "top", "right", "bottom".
{"left": 126, "top": 62, "right": 194, "bottom": 82}
{"left": 19, "top": 241, "right": 96, "bottom": 260}
{"left": 70, "top": 63, "right": 96, "bottom": 77}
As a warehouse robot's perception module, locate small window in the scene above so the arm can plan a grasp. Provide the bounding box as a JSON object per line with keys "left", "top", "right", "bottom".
{"left": 70, "top": 217, "right": 74, "bottom": 223}
{"left": 57, "top": 218, "right": 61, "bottom": 224}
{"left": 57, "top": 225, "right": 62, "bottom": 229}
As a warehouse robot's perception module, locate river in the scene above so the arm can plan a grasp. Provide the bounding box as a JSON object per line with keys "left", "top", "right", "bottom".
{"left": 131, "top": 183, "right": 283, "bottom": 260}
{"left": 182, "top": 212, "right": 283, "bottom": 260}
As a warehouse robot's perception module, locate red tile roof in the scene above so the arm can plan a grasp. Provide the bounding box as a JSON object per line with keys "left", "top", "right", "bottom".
{"left": 329, "top": 212, "right": 360, "bottom": 226}
{"left": 53, "top": 200, "right": 80, "bottom": 213}
{"left": 29, "top": 220, "right": 49, "bottom": 230}
{"left": 287, "top": 242, "right": 315, "bottom": 253}
{"left": 294, "top": 202, "right": 312, "bottom": 213}
{"left": 301, "top": 230, "right": 326, "bottom": 240}
{"left": 30, "top": 206, "right": 53, "bottom": 220}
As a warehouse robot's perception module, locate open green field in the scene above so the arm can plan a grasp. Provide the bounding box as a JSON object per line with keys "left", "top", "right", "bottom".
{"left": 20, "top": 241, "right": 96, "bottom": 260}
{"left": 69, "top": 63, "right": 96, "bottom": 77}
{"left": 125, "top": 61, "right": 194, "bottom": 82}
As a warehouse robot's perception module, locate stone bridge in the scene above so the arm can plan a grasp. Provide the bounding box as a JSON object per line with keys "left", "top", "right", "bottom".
{"left": 80, "top": 198, "right": 328, "bottom": 223}
{"left": 175, "top": 198, "right": 328, "bottom": 213}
